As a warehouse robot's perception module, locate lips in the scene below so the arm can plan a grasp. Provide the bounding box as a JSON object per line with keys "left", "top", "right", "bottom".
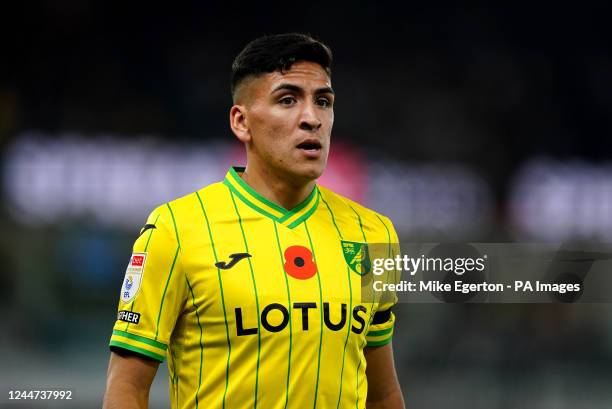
{"left": 296, "top": 139, "right": 322, "bottom": 151}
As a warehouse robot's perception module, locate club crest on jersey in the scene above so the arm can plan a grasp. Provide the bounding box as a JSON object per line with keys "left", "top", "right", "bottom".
{"left": 120, "top": 252, "right": 147, "bottom": 303}
{"left": 341, "top": 241, "right": 371, "bottom": 275}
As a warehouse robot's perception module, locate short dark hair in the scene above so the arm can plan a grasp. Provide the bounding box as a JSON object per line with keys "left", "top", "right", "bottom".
{"left": 231, "top": 33, "right": 333, "bottom": 99}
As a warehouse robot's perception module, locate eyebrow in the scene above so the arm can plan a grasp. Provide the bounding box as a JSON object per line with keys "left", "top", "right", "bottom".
{"left": 271, "top": 83, "right": 335, "bottom": 95}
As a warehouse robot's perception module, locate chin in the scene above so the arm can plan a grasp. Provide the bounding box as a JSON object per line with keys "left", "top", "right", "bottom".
{"left": 290, "top": 163, "right": 325, "bottom": 182}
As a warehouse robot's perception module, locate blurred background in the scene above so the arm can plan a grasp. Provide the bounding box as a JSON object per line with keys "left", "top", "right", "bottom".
{"left": 1, "top": 2, "right": 612, "bottom": 408}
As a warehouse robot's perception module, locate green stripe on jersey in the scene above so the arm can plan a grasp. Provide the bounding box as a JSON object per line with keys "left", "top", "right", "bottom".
{"left": 185, "top": 275, "right": 205, "bottom": 408}
{"left": 304, "top": 221, "right": 324, "bottom": 409}
{"left": 154, "top": 245, "right": 180, "bottom": 341}
{"left": 272, "top": 221, "right": 293, "bottom": 409}
{"left": 195, "top": 191, "right": 232, "bottom": 409}
{"left": 321, "top": 194, "right": 354, "bottom": 409}
{"left": 229, "top": 189, "right": 262, "bottom": 409}
{"left": 348, "top": 205, "right": 371, "bottom": 409}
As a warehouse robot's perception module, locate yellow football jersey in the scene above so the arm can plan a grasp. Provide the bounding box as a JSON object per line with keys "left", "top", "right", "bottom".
{"left": 109, "top": 167, "right": 399, "bottom": 409}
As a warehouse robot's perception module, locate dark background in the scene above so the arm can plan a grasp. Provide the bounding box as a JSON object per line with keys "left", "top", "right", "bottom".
{"left": 1, "top": 3, "right": 612, "bottom": 408}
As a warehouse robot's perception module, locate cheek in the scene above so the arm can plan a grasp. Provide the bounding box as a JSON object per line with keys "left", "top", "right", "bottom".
{"left": 322, "top": 112, "right": 334, "bottom": 139}
{"left": 251, "top": 109, "right": 294, "bottom": 135}
{"left": 258, "top": 114, "right": 296, "bottom": 143}
{"left": 250, "top": 114, "right": 294, "bottom": 160}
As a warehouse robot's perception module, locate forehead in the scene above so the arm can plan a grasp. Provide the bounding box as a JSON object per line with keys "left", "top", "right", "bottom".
{"left": 253, "top": 61, "right": 331, "bottom": 94}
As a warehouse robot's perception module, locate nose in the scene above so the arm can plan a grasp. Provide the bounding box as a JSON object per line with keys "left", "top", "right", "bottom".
{"left": 299, "top": 101, "right": 322, "bottom": 132}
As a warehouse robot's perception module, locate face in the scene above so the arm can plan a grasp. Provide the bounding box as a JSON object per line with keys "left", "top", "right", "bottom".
{"left": 231, "top": 61, "right": 335, "bottom": 184}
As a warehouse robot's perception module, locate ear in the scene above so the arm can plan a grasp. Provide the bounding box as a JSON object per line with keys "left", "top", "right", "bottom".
{"left": 229, "top": 105, "right": 251, "bottom": 143}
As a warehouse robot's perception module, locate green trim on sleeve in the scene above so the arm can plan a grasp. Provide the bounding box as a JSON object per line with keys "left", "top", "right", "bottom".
{"left": 366, "top": 327, "right": 393, "bottom": 337}
{"left": 109, "top": 340, "right": 166, "bottom": 362}
{"left": 112, "top": 329, "right": 167, "bottom": 350}
{"left": 366, "top": 337, "right": 393, "bottom": 348}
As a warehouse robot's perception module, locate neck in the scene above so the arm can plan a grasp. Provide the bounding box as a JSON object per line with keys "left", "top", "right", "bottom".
{"left": 239, "top": 163, "right": 316, "bottom": 210}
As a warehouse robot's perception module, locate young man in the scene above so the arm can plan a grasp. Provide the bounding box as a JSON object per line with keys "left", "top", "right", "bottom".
{"left": 104, "top": 33, "right": 404, "bottom": 409}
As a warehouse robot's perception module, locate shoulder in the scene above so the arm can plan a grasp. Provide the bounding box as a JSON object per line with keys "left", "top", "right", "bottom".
{"left": 145, "top": 181, "right": 228, "bottom": 244}
{"left": 317, "top": 185, "right": 397, "bottom": 242}
{"left": 163, "top": 181, "right": 227, "bottom": 215}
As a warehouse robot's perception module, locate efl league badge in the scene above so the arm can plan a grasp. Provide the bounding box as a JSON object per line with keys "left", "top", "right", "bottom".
{"left": 341, "top": 241, "right": 371, "bottom": 275}
{"left": 121, "top": 252, "right": 147, "bottom": 303}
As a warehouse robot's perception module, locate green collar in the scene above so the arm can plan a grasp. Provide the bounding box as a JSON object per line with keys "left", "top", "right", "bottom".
{"left": 222, "top": 167, "right": 320, "bottom": 229}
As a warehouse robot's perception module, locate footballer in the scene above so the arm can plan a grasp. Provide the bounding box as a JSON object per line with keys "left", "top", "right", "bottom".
{"left": 103, "top": 33, "right": 405, "bottom": 409}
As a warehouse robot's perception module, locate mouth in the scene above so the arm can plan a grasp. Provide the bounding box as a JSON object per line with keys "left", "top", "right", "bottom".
{"left": 296, "top": 139, "right": 322, "bottom": 151}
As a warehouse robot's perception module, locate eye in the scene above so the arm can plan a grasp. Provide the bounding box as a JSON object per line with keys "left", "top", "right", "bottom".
{"left": 279, "top": 96, "right": 297, "bottom": 105}
{"left": 316, "top": 97, "right": 333, "bottom": 107}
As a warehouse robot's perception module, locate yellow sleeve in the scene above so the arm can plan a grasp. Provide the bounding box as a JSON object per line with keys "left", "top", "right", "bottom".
{"left": 366, "top": 215, "right": 400, "bottom": 347}
{"left": 109, "top": 204, "right": 186, "bottom": 362}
